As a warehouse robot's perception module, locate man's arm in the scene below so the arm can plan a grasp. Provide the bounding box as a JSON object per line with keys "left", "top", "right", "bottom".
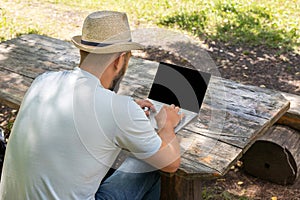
{"left": 143, "top": 104, "right": 183, "bottom": 173}
{"left": 153, "top": 122, "right": 181, "bottom": 172}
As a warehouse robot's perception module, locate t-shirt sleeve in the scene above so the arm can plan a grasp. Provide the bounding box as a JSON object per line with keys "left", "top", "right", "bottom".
{"left": 111, "top": 95, "right": 162, "bottom": 159}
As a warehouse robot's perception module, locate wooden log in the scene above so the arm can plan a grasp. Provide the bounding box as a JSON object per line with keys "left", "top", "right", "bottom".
{"left": 242, "top": 125, "right": 300, "bottom": 185}
{"left": 278, "top": 92, "right": 300, "bottom": 131}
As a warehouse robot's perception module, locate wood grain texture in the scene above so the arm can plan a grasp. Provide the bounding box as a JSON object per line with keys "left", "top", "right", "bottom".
{"left": 243, "top": 125, "right": 300, "bottom": 185}
{"left": 0, "top": 34, "right": 78, "bottom": 79}
{"left": 0, "top": 34, "right": 290, "bottom": 178}
{"left": 0, "top": 68, "right": 32, "bottom": 108}
{"left": 278, "top": 92, "right": 300, "bottom": 131}
{"left": 0, "top": 34, "right": 79, "bottom": 107}
{"left": 119, "top": 57, "right": 290, "bottom": 176}
{"left": 160, "top": 173, "right": 203, "bottom": 200}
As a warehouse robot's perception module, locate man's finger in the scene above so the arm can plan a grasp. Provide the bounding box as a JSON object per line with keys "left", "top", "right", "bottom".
{"left": 144, "top": 110, "right": 150, "bottom": 117}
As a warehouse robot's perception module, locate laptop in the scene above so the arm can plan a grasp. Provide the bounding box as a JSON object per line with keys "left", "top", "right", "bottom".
{"left": 147, "top": 62, "right": 211, "bottom": 132}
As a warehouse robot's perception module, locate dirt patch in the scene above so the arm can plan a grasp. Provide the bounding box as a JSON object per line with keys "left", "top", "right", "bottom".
{"left": 207, "top": 41, "right": 300, "bottom": 96}
{"left": 135, "top": 43, "right": 300, "bottom": 96}
{"left": 0, "top": 104, "right": 17, "bottom": 141}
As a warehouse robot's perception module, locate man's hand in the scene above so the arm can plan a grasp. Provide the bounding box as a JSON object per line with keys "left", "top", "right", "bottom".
{"left": 155, "top": 104, "right": 184, "bottom": 132}
{"left": 135, "top": 99, "right": 156, "bottom": 117}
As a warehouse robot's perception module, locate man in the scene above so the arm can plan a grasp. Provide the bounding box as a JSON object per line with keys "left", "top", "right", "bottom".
{"left": 0, "top": 11, "right": 182, "bottom": 199}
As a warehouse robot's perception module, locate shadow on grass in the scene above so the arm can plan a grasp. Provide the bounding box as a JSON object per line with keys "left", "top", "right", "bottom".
{"left": 158, "top": 3, "right": 299, "bottom": 51}
{"left": 213, "top": 6, "right": 297, "bottom": 49}
{"left": 159, "top": 10, "right": 207, "bottom": 35}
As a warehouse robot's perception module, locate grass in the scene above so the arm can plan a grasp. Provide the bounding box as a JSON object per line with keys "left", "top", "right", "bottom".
{"left": 202, "top": 187, "right": 250, "bottom": 200}
{"left": 0, "top": 7, "right": 40, "bottom": 41}
{"left": 1, "top": 0, "right": 299, "bottom": 52}
{"left": 158, "top": 0, "right": 300, "bottom": 51}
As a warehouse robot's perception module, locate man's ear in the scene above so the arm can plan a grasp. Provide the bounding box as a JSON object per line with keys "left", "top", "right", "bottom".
{"left": 113, "top": 53, "right": 126, "bottom": 72}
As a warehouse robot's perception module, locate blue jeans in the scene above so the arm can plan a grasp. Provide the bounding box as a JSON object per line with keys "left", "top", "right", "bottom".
{"left": 95, "top": 157, "right": 161, "bottom": 200}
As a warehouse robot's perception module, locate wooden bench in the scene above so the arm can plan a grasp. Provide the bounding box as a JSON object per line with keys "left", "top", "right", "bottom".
{"left": 242, "top": 93, "right": 300, "bottom": 185}
{"left": 0, "top": 34, "right": 296, "bottom": 199}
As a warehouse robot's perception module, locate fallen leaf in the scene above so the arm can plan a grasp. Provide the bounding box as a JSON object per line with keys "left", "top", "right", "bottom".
{"left": 237, "top": 181, "right": 243, "bottom": 185}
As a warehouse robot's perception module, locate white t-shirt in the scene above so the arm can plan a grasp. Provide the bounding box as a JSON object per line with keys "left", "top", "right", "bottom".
{"left": 0, "top": 67, "right": 162, "bottom": 199}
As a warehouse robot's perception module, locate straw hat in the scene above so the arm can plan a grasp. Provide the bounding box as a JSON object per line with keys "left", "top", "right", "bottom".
{"left": 72, "top": 11, "right": 143, "bottom": 54}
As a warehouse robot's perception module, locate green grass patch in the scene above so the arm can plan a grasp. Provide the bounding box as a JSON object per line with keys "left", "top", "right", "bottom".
{"left": 202, "top": 187, "right": 250, "bottom": 200}
{"left": 158, "top": 0, "right": 300, "bottom": 51}
{"left": 0, "top": 7, "right": 41, "bottom": 42}
{"left": 1, "top": 0, "right": 299, "bottom": 52}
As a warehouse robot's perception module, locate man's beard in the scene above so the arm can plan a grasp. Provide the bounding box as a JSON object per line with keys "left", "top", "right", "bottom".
{"left": 108, "top": 64, "right": 127, "bottom": 92}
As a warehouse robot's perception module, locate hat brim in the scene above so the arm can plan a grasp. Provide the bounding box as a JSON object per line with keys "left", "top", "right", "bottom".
{"left": 71, "top": 36, "right": 144, "bottom": 54}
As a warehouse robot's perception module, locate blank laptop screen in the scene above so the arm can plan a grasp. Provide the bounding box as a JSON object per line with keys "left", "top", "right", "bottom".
{"left": 148, "top": 62, "right": 211, "bottom": 113}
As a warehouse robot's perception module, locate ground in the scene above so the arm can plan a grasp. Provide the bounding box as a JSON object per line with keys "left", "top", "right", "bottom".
{"left": 0, "top": 1, "right": 300, "bottom": 199}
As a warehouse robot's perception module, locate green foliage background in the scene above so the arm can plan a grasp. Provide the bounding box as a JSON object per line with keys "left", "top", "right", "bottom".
{"left": 1, "top": 0, "right": 300, "bottom": 52}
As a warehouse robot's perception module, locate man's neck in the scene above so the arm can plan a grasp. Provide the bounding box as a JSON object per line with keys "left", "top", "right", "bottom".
{"left": 79, "top": 63, "right": 114, "bottom": 89}
{"left": 80, "top": 65, "right": 102, "bottom": 80}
